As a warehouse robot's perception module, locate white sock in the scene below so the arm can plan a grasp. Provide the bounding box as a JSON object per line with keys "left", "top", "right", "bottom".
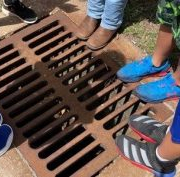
{"left": 156, "top": 147, "right": 169, "bottom": 162}
{"left": 166, "top": 126, "right": 170, "bottom": 134}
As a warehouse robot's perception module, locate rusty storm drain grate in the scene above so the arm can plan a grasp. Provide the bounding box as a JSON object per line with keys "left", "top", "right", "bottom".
{"left": 0, "top": 11, "right": 173, "bottom": 177}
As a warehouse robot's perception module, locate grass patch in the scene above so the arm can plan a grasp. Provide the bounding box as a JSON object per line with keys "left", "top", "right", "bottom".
{"left": 119, "top": 0, "right": 159, "bottom": 54}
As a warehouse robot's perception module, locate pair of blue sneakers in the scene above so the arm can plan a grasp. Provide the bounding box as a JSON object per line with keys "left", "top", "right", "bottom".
{"left": 117, "top": 55, "right": 180, "bottom": 103}
{"left": 0, "top": 113, "right": 13, "bottom": 156}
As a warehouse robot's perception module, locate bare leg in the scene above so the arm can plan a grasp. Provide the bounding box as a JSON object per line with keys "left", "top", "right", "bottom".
{"left": 158, "top": 100, "right": 180, "bottom": 160}
{"left": 173, "top": 58, "right": 180, "bottom": 85}
{"left": 153, "top": 25, "right": 175, "bottom": 67}
{"left": 157, "top": 132, "right": 180, "bottom": 160}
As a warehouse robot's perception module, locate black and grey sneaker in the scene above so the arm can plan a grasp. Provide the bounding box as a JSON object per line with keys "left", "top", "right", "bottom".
{"left": 116, "top": 135, "right": 177, "bottom": 177}
{"left": 2, "top": 0, "right": 38, "bottom": 24}
{"left": 129, "top": 115, "right": 168, "bottom": 144}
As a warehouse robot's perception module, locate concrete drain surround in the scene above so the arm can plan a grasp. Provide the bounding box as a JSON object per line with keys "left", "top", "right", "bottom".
{"left": 0, "top": 12, "right": 173, "bottom": 177}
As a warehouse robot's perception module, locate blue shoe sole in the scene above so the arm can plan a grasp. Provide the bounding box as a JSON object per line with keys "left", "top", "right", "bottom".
{"left": 154, "top": 169, "right": 176, "bottom": 177}
{"left": 134, "top": 90, "right": 180, "bottom": 103}
{"left": 117, "top": 68, "right": 170, "bottom": 83}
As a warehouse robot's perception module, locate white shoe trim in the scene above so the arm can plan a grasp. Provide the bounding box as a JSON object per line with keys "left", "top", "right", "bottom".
{"left": 0, "top": 125, "right": 13, "bottom": 157}
{"left": 0, "top": 114, "right": 3, "bottom": 125}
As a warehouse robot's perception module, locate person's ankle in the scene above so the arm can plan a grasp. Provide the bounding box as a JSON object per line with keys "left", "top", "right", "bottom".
{"left": 152, "top": 55, "right": 166, "bottom": 67}
{"left": 156, "top": 147, "right": 169, "bottom": 162}
{"left": 173, "top": 73, "right": 180, "bottom": 86}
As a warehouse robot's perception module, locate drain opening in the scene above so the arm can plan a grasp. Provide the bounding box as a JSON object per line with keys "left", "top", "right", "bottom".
{"left": 35, "top": 32, "right": 72, "bottom": 55}
{"left": 0, "top": 44, "right": 13, "bottom": 56}
{"left": 70, "top": 66, "right": 111, "bottom": 93}
{"left": 113, "top": 107, "right": 152, "bottom": 138}
{"left": 29, "top": 117, "right": 81, "bottom": 149}
{"left": 0, "top": 65, "right": 32, "bottom": 88}
{"left": 2, "top": 81, "right": 48, "bottom": 109}
{"left": 9, "top": 88, "right": 55, "bottom": 118}
{"left": 23, "top": 21, "right": 59, "bottom": 42}
{"left": 0, "top": 50, "right": 19, "bottom": 66}
{"left": 51, "top": 49, "right": 91, "bottom": 73}
{"left": 47, "top": 135, "right": 95, "bottom": 170}
{"left": 17, "top": 97, "right": 63, "bottom": 129}
{"left": 0, "top": 58, "right": 26, "bottom": 77}
{"left": 38, "top": 122, "right": 84, "bottom": 159}
{"left": 23, "top": 104, "right": 69, "bottom": 138}
{"left": 78, "top": 75, "right": 117, "bottom": 102}
{"left": 63, "top": 59, "right": 103, "bottom": 85}
{"left": 0, "top": 72, "right": 40, "bottom": 100}
{"left": 94, "top": 91, "right": 136, "bottom": 120}
{"left": 29, "top": 26, "right": 64, "bottom": 49}
{"left": 103, "top": 100, "right": 144, "bottom": 130}
{"left": 86, "top": 82, "right": 123, "bottom": 110}
{"left": 41, "top": 38, "right": 79, "bottom": 62}
{"left": 56, "top": 145, "right": 105, "bottom": 177}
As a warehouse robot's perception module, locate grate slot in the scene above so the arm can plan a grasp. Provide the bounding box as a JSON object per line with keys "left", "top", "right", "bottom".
{"left": 0, "top": 44, "right": 13, "bottom": 56}
{"left": 94, "top": 91, "right": 136, "bottom": 120}
{"left": 87, "top": 84, "right": 125, "bottom": 111}
{"left": 47, "top": 135, "right": 95, "bottom": 170}
{"left": 41, "top": 37, "right": 78, "bottom": 62}
{"left": 22, "top": 104, "right": 69, "bottom": 137}
{"left": 22, "top": 106, "right": 70, "bottom": 137}
{"left": 2, "top": 81, "right": 48, "bottom": 109}
{"left": 23, "top": 21, "right": 59, "bottom": 42}
{"left": 0, "top": 58, "right": 26, "bottom": 77}
{"left": 9, "top": 88, "right": 55, "bottom": 118}
{"left": 0, "top": 65, "right": 32, "bottom": 88}
{"left": 103, "top": 99, "right": 143, "bottom": 130}
{"left": 16, "top": 97, "right": 62, "bottom": 128}
{"left": 0, "top": 50, "right": 19, "bottom": 66}
{"left": 63, "top": 59, "right": 103, "bottom": 85}
{"left": 70, "top": 66, "right": 111, "bottom": 93}
{"left": 78, "top": 76, "right": 121, "bottom": 103}
{"left": 50, "top": 47, "right": 91, "bottom": 73}
{"left": 30, "top": 122, "right": 84, "bottom": 149}
{"left": 47, "top": 43, "right": 88, "bottom": 67}
{"left": 38, "top": 126, "right": 88, "bottom": 160}
{"left": 29, "top": 26, "right": 64, "bottom": 49}
{"left": 35, "top": 31, "right": 72, "bottom": 55}
{"left": 112, "top": 104, "right": 151, "bottom": 138}
{"left": 17, "top": 103, "right": 67, "bottom": 129}
{"left": 56, "top": 145, "right": 104, "bottom": 177}
{"left": 0, "top": 72, "right": 40, "bottom": 99}
{"left": 30, "top": 116, "right": 80, "bottom": 152}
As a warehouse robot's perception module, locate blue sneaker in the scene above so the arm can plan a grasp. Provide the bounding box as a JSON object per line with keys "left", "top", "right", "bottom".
{"left": 0, "top": 113, "right": 3, "bottom": 125}
{"left": 0, "top": 124, "right": 13, "bottom": 156}
{"left": 135, "top": 73, "right": 180, "bottom": 103}
{"left": 117, "top": 55, "right": 170, "bottom": 82}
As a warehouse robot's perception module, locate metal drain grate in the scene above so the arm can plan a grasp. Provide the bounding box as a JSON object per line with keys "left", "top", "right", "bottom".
{"left": 0, "top": 11, "right": 173, "bottom": 177}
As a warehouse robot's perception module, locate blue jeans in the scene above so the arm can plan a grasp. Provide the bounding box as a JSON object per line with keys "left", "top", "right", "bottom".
{"left": 87, "top": 0, "right": 128, "bottom": 30}
{"left": 170, "top": 100, "right": 180, "bottom": 143}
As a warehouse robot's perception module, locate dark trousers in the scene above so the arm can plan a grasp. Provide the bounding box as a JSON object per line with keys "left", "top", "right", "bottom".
{"left": 170, "top": 100, "right": 180, "bottom": 143}
{"left": 4, "top": 0, "right": 18, "bottom": 6}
